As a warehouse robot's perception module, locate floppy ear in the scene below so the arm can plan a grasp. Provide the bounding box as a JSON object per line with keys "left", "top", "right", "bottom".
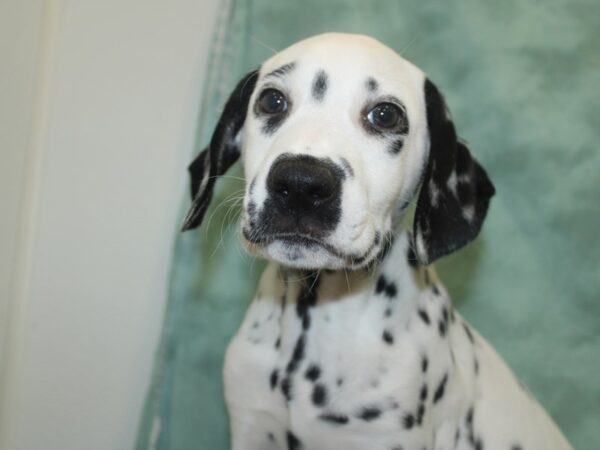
{"left": 181, "top": 70, "right": 259, "bottom": 231}
{"left": 412, "top": 78, "right": 495, "bottom": 264}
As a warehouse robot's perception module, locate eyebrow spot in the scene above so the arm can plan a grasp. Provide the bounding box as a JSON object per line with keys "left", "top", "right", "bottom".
{"left": 312, "top": 70, "right": 328, "bottom": 101}
{"left": 265, "top": 62, "right": 296, "bottom": 79}
{"left": 366, "top": 77, "right": 379, "bottom": 92}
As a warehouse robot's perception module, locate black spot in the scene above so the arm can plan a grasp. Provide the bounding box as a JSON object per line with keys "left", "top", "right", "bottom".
{"left": 416, "top": 403, "right": 425, "bottom": 425}
{"left": 270, "top": 369, "right": 279, "bottom": 390}
{"left": 442, "top": 306, "right": 449, "bottom": 323}
{"left": 421, "top": 356, "right": 429, "bottom": 373}
{"left": 418, "top": 309, "right": 430, "bottom": 325}
{"left": 358, "top": 406, "right": 381, "bottom": 421}
{"left": 286, "top": 335, "right": 306, "bottom": 374}
{"left": 384, "top": 307, "right": 393, "bottom": 318}
{"left": 474, "top": 438, "right": 484, "bottom": 450}
{"left": 466, "top": 407, "right": 474, "bottom": 425}
{"left": 319, "top": 413, "right": 349, "bottom": 425}
{"left": 252, "top": 320, "right": 259, "bottom": 329}
{"left": 376, "top": 275, "right": 387, "bottom": 294}
{"left": 312, "top": 383, "right": 327, "bottom": 407}
{"left": 438, "top": 319, "right": 447, "bottom": 337}
{"left": 385, "top": 283, "right": 397, "bottom": 298}
{"left": 267, "top": 432, "right": 275, "bottom": 442}
{"left": 339, "top": 157, "right": 354, "bottom": 177}
{"left": 247, "top": 201, "right": 257, "bottom": 219}
{"left": 281, "top": 376, "right": 292, "bottom": 401}
{"left": 419, "top": 384, "right": 428, "bottom": 401}
{"left": 275, "top": 336, "right": 281, "bottom": 349}
{"left": 312, "top": 70, "right": 328, "bottom": 101}
{"left": 455, "top": 428, "right": 460, "bottom": 444}
{"left": 511, "top": 445, "right": 523, "bottom": 450}
{"left": 403, "top": 414, "right": 415, "bottom": 429}
{"left": 474, "top": 358, "right": 479, "bottom": 375}
{"left": 463, "top": 323, "right": 475, "bottom": 343}
{"left": 433, "top": 373, "right": 448, "bottom": 404}
{"left": 336, "top": 377, "right": 344, "bottom": 386}
{"left": 382, "top": 330, "right": 394, "bottom": 345}
{"left": 305, "top": 364, "right": 321, "bottom": 382}
{"left": 390, "top": 138, "right": 404, "bottom": 155}
{"left": 432, "top": 284, "right": 440, "bottom": 295}
{"left": 366, "top": 77, "right": 379, "bottom": 92}
{"left": 286, "top": 430, "right": 302, "bottom": 450}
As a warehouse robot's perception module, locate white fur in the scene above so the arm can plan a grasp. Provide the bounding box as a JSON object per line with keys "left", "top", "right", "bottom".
{"left": 219, "top": 33, "right": 572, "bottom": 450}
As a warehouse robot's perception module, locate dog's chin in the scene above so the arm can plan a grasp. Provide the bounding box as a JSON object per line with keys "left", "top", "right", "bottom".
{"left": 241, "top": 230, "right": 383, "bottom": 271}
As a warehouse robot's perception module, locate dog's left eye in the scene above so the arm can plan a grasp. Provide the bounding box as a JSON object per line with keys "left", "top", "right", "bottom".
{"left": 366, "top": 103, "right": 405, "bottom": 131}
{"left": 257, "top": 89, "right": 288, "bottom": 115}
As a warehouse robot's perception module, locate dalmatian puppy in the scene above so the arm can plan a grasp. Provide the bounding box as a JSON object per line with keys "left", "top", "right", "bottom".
{"left": 182, "top": 33, "right": 572, "bottom": 450}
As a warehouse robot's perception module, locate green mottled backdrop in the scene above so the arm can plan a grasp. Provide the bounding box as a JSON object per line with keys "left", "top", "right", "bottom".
{"left": 136, "top": 1, "right": 600, "bottom": 449}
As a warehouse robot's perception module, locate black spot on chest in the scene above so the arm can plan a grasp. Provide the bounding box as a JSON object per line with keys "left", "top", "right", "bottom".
{"left": 433, "top": 373, "right": 448, "bottom": 404}
{"left": 312, "top": 383, "right": 328, "bottom": 406}
{"left": 358, "top": 406, "right": 382, "bottom": 421}
{"left": 286, "top": 430, "right": 302, "bottom": 450}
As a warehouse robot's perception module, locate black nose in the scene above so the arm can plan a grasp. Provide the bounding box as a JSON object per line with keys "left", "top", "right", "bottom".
{"left": 267, "top": 155, "right": 340, "bottom": 211}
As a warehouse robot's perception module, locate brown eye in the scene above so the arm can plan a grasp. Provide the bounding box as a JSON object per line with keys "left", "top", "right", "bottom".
{"left": 366, "top": 102, "right": 405, "bottom": 131}
{"left": 257, "top": 88, "right": 288, "bottom": 115}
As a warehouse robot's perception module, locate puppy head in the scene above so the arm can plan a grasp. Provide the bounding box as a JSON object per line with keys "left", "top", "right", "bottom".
{"left": 183, "top": 33, "right": 494, "bottom": 270}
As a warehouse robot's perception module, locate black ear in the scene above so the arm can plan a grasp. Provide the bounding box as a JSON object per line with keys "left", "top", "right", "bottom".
{"left": 413, "top": 79, "right": 496, "bottom": 264}
{"left": 181, "top": 70, "right": 259, "bottom": 231}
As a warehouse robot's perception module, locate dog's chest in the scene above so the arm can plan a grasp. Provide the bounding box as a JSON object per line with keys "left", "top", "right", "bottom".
{"left": 223, "top": 237, "right": 471, "bottom": 449}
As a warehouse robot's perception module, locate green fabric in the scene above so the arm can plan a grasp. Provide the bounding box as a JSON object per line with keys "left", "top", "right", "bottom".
{"left": 136, "top": 1, "right": 600, "bottom": 449}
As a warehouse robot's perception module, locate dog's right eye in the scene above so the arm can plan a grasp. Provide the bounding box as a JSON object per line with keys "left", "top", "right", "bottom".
{"left": 257, "top": 89, "right": 288, "bottom": 115}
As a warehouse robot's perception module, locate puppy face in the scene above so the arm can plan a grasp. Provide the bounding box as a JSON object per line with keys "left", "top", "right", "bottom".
{"left": 183, "top": 33, "right": 495, "bottom": 270}
{"left": 240, "top": 34, "right": 429, "bottom": 270}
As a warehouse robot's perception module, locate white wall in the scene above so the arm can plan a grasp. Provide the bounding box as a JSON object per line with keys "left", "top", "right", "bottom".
{"left": 0, "top": 1, "right": 220, "bottom": 449}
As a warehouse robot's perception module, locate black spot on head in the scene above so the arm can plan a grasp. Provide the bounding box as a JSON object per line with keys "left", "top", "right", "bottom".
{"left": 421, "top": 356, "right": 429, "bottom": 373}
{"left": 286, "top": 430, "right": 302, "bottom": 450}
{"left": 312, "top": 70, "right": 328, "bottom": 101}
{"left": 420, "top": 384, "right": 428, "bottom": 401}
{"left": 382, "top": 330, "right": 394, "bottom": 345}
{"left": 312, "top": 383, "right": 327, "bottom": 407}
{"left": 358, "top": 406, "right": 381, "bottom": 421}
{"left": 270, "top": 369, "right": 279, "bottom": 390}
{"left": 305, "top": 364, "right": 321, "bottom": 382}
{"left": 433, "top": 373, "right": 448, "bottom": 404}
{"left": 418, "top": 309, "right": 430, "bottom": 325}
{"left": 390, "top": 138, "right": 404, "bottom": 155}
{"left": 319, "top": 412, "right": 349, "bottom": 425}
{"left": 432, "top": 284, "right": 440, "bottom": 296}
{"left": 403, "top": 413, "right": 415, "bottom": 429}
{"left": 262, "top": 113, "right": 289, "bottom": 135}
{"left": 366, "top": 77, "right": 379, "bottom": 92}
{"left": 339, "top": 157, "right": 354, "bottom": 178}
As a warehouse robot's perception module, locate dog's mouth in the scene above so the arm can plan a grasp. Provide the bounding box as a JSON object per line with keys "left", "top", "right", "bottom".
{"left": 241, "top": 226, "right": 387, "bottom": 270}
